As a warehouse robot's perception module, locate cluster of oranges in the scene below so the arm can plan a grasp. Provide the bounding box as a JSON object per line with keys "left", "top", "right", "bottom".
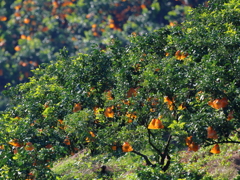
{"left": 185, "top": 126, "right": 221, "bottom": 154}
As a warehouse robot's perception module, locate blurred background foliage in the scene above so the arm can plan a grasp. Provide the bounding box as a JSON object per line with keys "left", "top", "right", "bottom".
{"left": 0, "top": 0, "right": 207, "bottom": 110}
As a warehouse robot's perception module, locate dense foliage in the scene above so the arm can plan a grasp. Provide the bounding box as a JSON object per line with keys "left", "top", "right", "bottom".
{"left": 1, "top": 0, "right": 239, "bottom": 179}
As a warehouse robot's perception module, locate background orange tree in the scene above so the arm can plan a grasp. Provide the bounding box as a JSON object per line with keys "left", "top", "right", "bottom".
{"left": 1, "top": 0, "right": 239, "bottom": 179}
{"left": 0, "top": 0, "right": 207, "bottom": 110}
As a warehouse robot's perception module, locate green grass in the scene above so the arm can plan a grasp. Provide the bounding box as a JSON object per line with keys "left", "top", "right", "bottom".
{"left": 52, "top": 141, "right": 240, "bottom": 180}
{"left": 52, "top": 149, "right": 145, "bottom": 180}
{"left": 180, "top": 142, "right": 240, "bottom": 180}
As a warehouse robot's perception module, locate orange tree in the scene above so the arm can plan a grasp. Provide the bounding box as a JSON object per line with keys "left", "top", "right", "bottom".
{"left": 1, "top": 0, "right": 240, "bottom": 179}
{"left": 0, "top": 0, "right": 207, "bottom": 111}
{"left": 0, "top": 0, "right": 160, "bottom": 90}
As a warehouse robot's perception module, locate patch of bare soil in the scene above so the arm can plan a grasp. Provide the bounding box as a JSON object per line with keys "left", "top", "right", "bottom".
{"left": 230, "top": 151, "right": 240, "bottom": 173}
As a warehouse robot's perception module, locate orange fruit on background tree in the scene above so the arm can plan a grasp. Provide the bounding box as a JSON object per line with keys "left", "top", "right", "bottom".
{"left": 227, "top": 111, "right": 234, "bottom": 121}
{"left": 62, "top": 1, "right": 73, "bottom": 7}
{"left": 21, "top": 35, "right": 27, "bottom": 39}
{"left": 14, "top": 45, "right": 21, "bottom": 51}
{"left": 92, "top": 24, "right": 97, "bottom": 29}
{"left": 23, "top": 18, "right": 30, "bottom": 24}
{"left": 0, "top": 16, "right": 7, "bottom": 21}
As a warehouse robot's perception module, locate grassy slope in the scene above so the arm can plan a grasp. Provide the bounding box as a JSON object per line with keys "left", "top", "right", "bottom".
{"left": 52, "top": 141, "right": 240, "bottom": 180}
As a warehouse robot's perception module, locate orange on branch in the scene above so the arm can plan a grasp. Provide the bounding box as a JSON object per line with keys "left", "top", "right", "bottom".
{"left": 105, "top": 90, "right": 114, "bottom": 100}
{"left": 148, "top": 118, "right": 164, "bottom": 129}
{"left": 73, "top": 103, "right": 81, "bottom": 112}
{"left": 23, "top": 18, "right": 30, "bottom": 24}
{"left": 185, "top": 136, "right": 199, "bottom": 152}
{"left": 86, "top": 14, "right": 91, "bottom": 19}
{"left": 14, "top": 5, "right": 22, "bottom": 10}
{"left": 109, "top": 23, "right": 115, "bottom": 29}
{"left": 45, "top": 144, "right": 53, "bottom": 149}
{"left": 185, "top": 136, "right": 193, "bottom": 146}
{"left": 25, "top": 142, "right": 34, "bottom": 151}
{"left": 14, "top": 46, "right": 21, "bottom": 51}
{"left": 208, "top": 97, "right": 228, "bottom": 109}
{"left": 141, "top": 4, "right": 146, "bottom": 9}
{"left": 127, "top": 87, "right": 138, "bottom": 98}
{"left": 122, "top": 142, "right": 133, "bottom": 152}
{"left": 164, "top": 96, "right": 174, "bottom": 110}
{"left": 58, "top": 119, "right": 63, "bottom": 124}
{"left": 126, "top": 112, "right": 137, "bottom": 123}
{"left": 21, "top": 35, "right": 27, "bottom": 39}
{"left": 0, "top": 16, "right": 7, "bottom": 21}
{"left": 175, "top": 50, "right": 188, "bottom": 60}
{"left": 9, "top": 139, "right": 22, "bottom": 147}
{"left": 104, "top": 106, "right": 114, "bottom": 118}
{"left": 63, "top": 137, "right": 70, "bottom": 145}
{"left": 14, "top": 12, "right": 21, "bottom": 17}
{"left": 207, "top": 126, "right": 218, "bottom": 139}
{"left": 178, "top": 103, "right": 186, "bottom": 110}
{"left": 210, "top": 144, "right": 220, "bottom": 154}
{"left": 188, "top": 142, "right": 199, "bottom": 152}
{"left": 92, "top": 24, "right": 97, "bottom": 29}
{"left": 227, "top": 111, "right": 234, "bottom": 121}
{"left": 89, "top": 131, "right": 96, "bottom": 137}
{"left": 112, "top": 145, "right": 117, "bottom": 150}
{"left": 62, "top": 1, "right": 73, "bottom": 7}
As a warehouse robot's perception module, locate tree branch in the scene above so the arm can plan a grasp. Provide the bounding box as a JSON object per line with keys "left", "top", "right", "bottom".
{"left": 132, "top": 150, "right": 154, "bottom": 166}
{"left": 162, "top": 154, "right": 171, "bottom": 172}
{"left": 147, "top": 129, "right": 161, "bottom": 153}
{"left": 160, "top": 134, "right": 172, "bottom": 171}
{"left": 204, "top": 140, "right": 240, "bottom": 147}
